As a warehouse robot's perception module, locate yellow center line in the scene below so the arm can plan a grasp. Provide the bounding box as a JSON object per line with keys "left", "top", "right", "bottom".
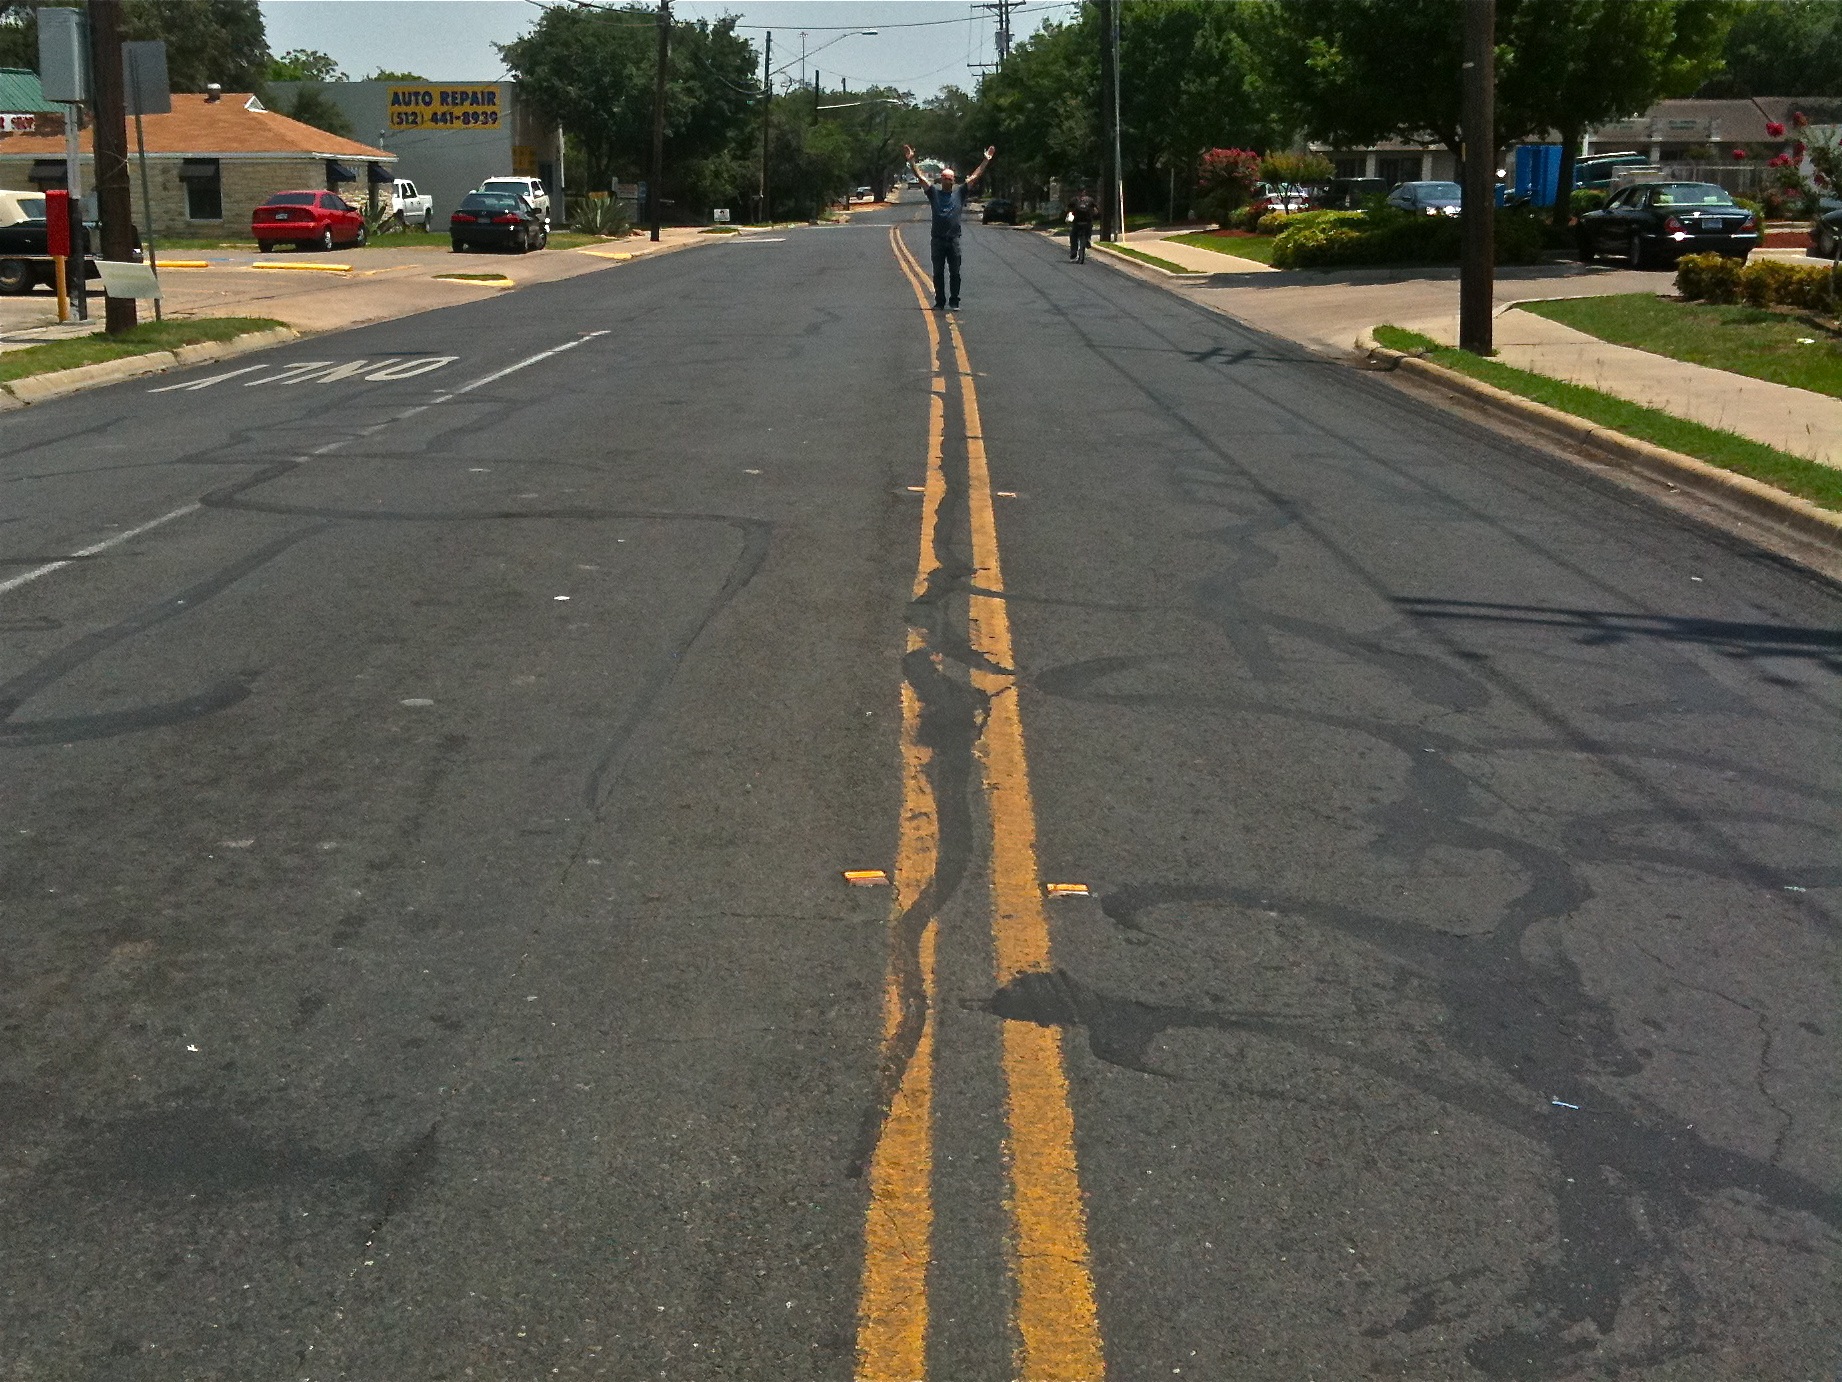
{"left": 855, "top": 224, "right": 951, "bottom": 1382}
{"left": 865, "top": 224, "right": 1106, "bottom": 1381}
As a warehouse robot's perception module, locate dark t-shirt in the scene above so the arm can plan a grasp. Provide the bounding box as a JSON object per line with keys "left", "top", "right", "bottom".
{"left": 1068, "top": 194, "right": 1098, "bottom": 226}
{"left": 925, "top": 183, "right": 967, "bottom": 239}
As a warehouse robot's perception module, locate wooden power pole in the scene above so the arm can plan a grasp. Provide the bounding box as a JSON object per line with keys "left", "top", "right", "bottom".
{"left": 648, "top": 0, "right": 670, "bottom": 243}
{"left": 1459, "top": 0, "right": 1496, "bottom": 355}
{"left": 88, "top": 0, "right": 136, "bottom": 332}
{"left": 759, "top": 32, "right": 772, "bottom": 223}
{"left": 1098, "top": 0, "right": 1117, "bottom": 242}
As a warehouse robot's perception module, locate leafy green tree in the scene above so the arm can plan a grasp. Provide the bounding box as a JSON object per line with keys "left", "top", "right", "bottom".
{"left": 268, "top": 48, "right": 342, "bottom": 83}
{"left": 499, "top": 3, "right": 757, "bottom": 210}
{"left": 0, "top": 0, "right": 270, "bottom": 91}
{"left": 367, "top": 69, "right": 427, "bottom": 82}
{"left": 280, "top": 86, "right": 352, "bottom": 138}
{"left": 1251, "top": 0, "right": 1736, "bottom": 221}
{"left": 1699, "top": 0, "right": 1842, "bottom": 97}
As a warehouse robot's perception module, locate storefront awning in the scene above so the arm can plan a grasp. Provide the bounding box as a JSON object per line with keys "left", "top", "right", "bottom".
{"left": 177, "top": 158, "right": 219, "bottom": 182}
{"left": 324, "top": 160, "right": 357, "bottom": 183}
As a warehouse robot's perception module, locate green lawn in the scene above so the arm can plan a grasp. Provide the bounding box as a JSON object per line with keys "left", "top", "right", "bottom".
{"left": 1165, "top": 232, "right": 1279, "bottom": 265}
{"left": 0, "top": 317, "right": 283, "bottom": 385}
{"left": 1372, "top": 324, "right": 1842, "bottom": 512}
{"left": 1098, "top": 243, "right": 1194, "bottom": 274}
{"left": 1518, "top": 293, "right": 1842, "bottom": 400}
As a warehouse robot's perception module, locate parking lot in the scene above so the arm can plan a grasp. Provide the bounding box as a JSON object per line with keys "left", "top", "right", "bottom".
{"left": 0, "top": 232, "right": 707, "bottom": 344}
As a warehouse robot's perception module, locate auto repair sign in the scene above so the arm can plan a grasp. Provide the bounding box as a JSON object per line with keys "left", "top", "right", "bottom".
{"left": 387, "top": 85, "right": 501, "bottom": 130}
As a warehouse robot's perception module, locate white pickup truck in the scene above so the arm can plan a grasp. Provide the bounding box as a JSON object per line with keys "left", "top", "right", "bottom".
{"left": 478, "top": 176, "right": 550, "bottom": 225}
{"left": 389, "top": 178, "right": 435, "bottom": 230}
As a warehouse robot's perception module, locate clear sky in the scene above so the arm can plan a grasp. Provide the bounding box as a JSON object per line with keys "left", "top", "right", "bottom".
{"left": 259, "top": 0, "right": 1073, "bottom": 99}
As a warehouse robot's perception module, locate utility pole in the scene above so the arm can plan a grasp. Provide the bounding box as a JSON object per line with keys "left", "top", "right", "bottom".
{"left": 1459, "top": 0, "right": 1496, "bottom": 355}
{"left": 1097, "top": 0, "right": 1119, "bottom": 242}
{"left": 971, "top": 0, "right": 1013, "bottom": 69}
{"left": 1109, "top": 0, "right": 1123, "bottom": 238}
{"left": 87, "top": 0, "right": 135, "bottom": 332}
{"left": 759, "top": 32, "right": 772, "bottom": 223}
{"left": 648, "top": 0, "right": 669, "bottom": 243}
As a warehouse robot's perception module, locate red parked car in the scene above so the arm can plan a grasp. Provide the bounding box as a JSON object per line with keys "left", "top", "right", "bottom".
{"left": 251, "top": 191, "right": 367, "bottom": 252}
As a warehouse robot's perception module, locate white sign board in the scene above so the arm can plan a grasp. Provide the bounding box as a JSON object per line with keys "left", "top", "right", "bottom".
{"left": 712, "top": 208, "right": 730, "bottom": 223}
{"left": 95, "top": 259, "right": 162, "bottom": 300}
{"left": 0, "top": 114, "right": 37, "bottom": 132}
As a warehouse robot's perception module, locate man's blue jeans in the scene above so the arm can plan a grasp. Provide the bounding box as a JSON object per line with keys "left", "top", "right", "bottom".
{"left": 931, "top": 234, "right": 961, "bottom": 306}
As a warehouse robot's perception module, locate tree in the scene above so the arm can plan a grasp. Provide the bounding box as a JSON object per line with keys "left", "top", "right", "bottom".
{"left": 1698, "top": 0, "right": 1842, "bottom": 97}
{"left": 367, "top": 69, "right": 427, "bottom": 82}
{"left": 0, "top": 0, "right": 269, "bottom": 91}
{"left": 279, "top": 86, "right": 352, "bottom": 138}
{"left": 499, "top": 3, "right": 757, "bottom": 209}
{"left": 268, "top": 47, "right": 342, "bottom": 83}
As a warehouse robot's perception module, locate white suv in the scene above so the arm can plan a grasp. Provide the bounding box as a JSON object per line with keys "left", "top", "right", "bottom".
{"left": 478, "top": 177, "right": 550, "bottom": 225}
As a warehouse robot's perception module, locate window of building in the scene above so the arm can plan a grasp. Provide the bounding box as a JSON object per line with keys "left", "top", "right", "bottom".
{"left": 1333, "top": 157, "right": 1366, "bottom": 180}
{"left": 179, "top": 158, "right": 222, "bottom": 220}
{"left": 1376, "top": 155, "right": 1420, "bottom": 187}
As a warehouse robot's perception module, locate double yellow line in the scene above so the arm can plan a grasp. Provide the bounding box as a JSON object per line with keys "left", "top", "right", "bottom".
{"left": 856, "top": 226, "right": 1105, "bottom": 1382}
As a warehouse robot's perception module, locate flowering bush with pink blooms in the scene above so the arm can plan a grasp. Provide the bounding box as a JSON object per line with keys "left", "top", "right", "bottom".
{"left": 1196, "top": 148, "right": 1262, "bottom": 224}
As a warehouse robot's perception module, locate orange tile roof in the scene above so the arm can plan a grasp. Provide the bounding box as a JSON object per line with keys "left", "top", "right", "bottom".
{"left": 0, "top": 92, "right": 391, "bottom": 160}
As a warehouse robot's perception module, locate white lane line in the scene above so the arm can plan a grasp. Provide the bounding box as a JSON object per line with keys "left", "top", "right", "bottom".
{"left": 2, "top": 331, "right": 612, "bottom": 602}
{"left": 0, "top": 502, "right": 202, "bottom": 597}
{"left": 433, "top": 330, "right": 611, "bottom": 401}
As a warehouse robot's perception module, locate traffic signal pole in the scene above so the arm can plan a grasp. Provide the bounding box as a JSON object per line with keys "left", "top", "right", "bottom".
{"left": 1459, "top": 0, "right": 1496, "bottom": 355}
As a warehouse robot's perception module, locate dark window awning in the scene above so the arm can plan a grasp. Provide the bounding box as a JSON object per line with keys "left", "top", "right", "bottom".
{"left": 324, "top": 160, "right": 358, "bottom": 183}
{"left": 177, "top": 158, "right": 219, "bottom": 182}
{"left": 367, "top": 161, "right": 392, "bottom": 184}
{"left": 28, "top": 158, "right": 67, "bottom": 184}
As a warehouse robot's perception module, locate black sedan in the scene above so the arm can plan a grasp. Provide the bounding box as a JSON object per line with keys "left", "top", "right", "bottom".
{"left": 450, "top": 192, "right": 547, "bottom": 253}
{"left": 1811, "top": 196, "right": 1842, "bottom": 260}
{"left": 981, "top": 197, "right": 1017, "bottom": 225}
{"left": 1575, "top": 181, "right": 1757, "bottom": 269}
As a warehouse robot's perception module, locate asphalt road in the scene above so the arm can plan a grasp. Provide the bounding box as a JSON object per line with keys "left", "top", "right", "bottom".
{"left": 2, "top": 205, "right": 1836, "bottom": 1382}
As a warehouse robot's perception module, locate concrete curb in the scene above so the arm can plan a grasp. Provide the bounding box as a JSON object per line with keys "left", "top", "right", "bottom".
{"left": 1087, "top": 240, "right": 1210, "bottom": 285}
{"left": 1091, "top": 242, "right": 1210, "bottom": 280}
{"left": 1358, "top": 333, "right": 1842, "bottom": 550}
{"left": 0, "top": 325, "right": 299, "bottom": 407}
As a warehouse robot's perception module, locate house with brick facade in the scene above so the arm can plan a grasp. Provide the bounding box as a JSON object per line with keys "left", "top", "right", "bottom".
{"left": 0, "top": 88, "right": 393, "bottom": 235}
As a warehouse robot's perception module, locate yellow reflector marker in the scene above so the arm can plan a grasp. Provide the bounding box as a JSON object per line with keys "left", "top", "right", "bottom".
{"left": 844, "top": 869, "right": 892, "bottom": 887}
{"left": 1044, "top": 883, "right": 1091, "bottom": 899}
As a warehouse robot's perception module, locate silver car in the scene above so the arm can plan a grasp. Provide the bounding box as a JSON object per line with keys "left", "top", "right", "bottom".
{"left": 1385, "top": 181, "right": 1463, "bottom": 216}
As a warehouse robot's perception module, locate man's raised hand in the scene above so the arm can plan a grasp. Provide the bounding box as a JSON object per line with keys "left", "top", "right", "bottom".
{"left": 984, "top": 146, "right": 996, "bottom": 161}
{"left": 903, "top": 144, "right": 916, "bottom": 162}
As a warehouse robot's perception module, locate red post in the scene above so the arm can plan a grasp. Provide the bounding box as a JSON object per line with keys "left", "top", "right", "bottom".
{"left": 45, "top": 187, "right": 72, "bottom": 322}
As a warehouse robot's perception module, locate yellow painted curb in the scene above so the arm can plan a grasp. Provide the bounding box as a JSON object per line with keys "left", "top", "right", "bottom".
{"left": 432, "top": 273, "right": 513, "bottom": 287}
{"left": 157, "top": 260, "right": 211, "bottom": 269}
{"left": 576, "top": 248, "right": 635, "bottom": 260}
{"left": 249, "top": 261, "right": 352, "bottom": 273}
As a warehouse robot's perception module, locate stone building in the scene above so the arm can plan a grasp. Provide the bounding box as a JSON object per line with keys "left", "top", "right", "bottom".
{"left": 0, "top": 89, "right": 393, "bottom": 236}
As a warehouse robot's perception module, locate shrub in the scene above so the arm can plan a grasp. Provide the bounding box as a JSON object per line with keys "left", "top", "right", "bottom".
{"left": 1571, "top": 188, "right": 1607, "bottom": 216}
{"left": 1679, "top": 252, "right": 1837, "bottom": 310}
{"left": 1229, "top": 204, "right": 1266, "bottom": 231}
{"left": 1270, "top": 206, "right": 1547, "bottom": 269}
{"left": 1675, "top": 252, "right": 1744, "bottom": 303}
{"left": 1196, "top": 147, "right": 1261, "bottom": 224}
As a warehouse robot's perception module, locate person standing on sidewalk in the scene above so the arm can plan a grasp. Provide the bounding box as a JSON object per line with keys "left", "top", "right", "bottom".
{"left": 1066, "top": 185, "right": 1098, "bottom": 263}
{"left": 905, "top": 143, "right": 995, "bottom": 310}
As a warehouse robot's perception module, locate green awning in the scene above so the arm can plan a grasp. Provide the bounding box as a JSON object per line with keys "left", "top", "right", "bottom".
{"left": 0, "top": 68, "right": 61, "bottom": 114}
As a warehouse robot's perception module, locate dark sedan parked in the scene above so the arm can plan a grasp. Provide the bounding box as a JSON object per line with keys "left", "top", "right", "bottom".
{"left": 450, "top": 192, "right": 547, "bottom": 253}
{"left": 1576, "top": 181, "right": 1757, "bottom": 269}
{"left": 981, "top": 197, "right": 1017, "bottom": 225}
{"left": 1811, "top": 196, "right": 1842, "bottom": 260}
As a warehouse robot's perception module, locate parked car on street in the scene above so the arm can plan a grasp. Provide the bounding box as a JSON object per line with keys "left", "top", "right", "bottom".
{"left": 390, "top": 178, "right": 434, "bottom": 231}
{"left": 1575, "top": 181, "right": 1757, "bottom": 268}
{"left": 853, "top": 186, "right": 873, "bottom": 202}
{"left": 450, "top": 191, "right": 547, "bottom": 253}
{"left": 981, "top": 196, "right": 1017, "bottom": 225}
{"left": 1572, "top": 151, "right": 1654, "bottom": 192}
{"left": 1385, "top": 181, "right": 1464, "bottom": 216}
{"left": 478, "top": 177, "right": 550, "bottom": 224}
{"left": 252, "top": 190, "right": 367, "bottom": 252}
{"left": 0, "top": 187, "right": 113, "bottom": 294}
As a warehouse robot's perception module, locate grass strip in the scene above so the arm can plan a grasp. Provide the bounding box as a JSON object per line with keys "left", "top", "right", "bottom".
{"left": 1166, "top": 232, "right": 1279, "bottom": 265}
{"left": 433, "top": 272, "right": 511, "bottom": 283}
{"left": 1372, "top": 324, "right": 1842, "bottom": 512}
{"left": 0, "top": 316, "right": 283, "bottom": 385}
{"left": 1098, "top": 243, "right": 1195, "bottom": 275}
{"left": 1516, "top": 293, "right": 1842, "bottom": 400}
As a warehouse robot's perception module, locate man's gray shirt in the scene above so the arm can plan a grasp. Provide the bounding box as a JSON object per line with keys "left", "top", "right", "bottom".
{"left": 924, "top": 183, "right": 967, "bottom": 240}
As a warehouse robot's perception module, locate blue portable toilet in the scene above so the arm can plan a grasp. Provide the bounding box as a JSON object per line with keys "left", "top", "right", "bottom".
{"left": 1515, "top": 145, "right": 1562, "bottom": 208}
